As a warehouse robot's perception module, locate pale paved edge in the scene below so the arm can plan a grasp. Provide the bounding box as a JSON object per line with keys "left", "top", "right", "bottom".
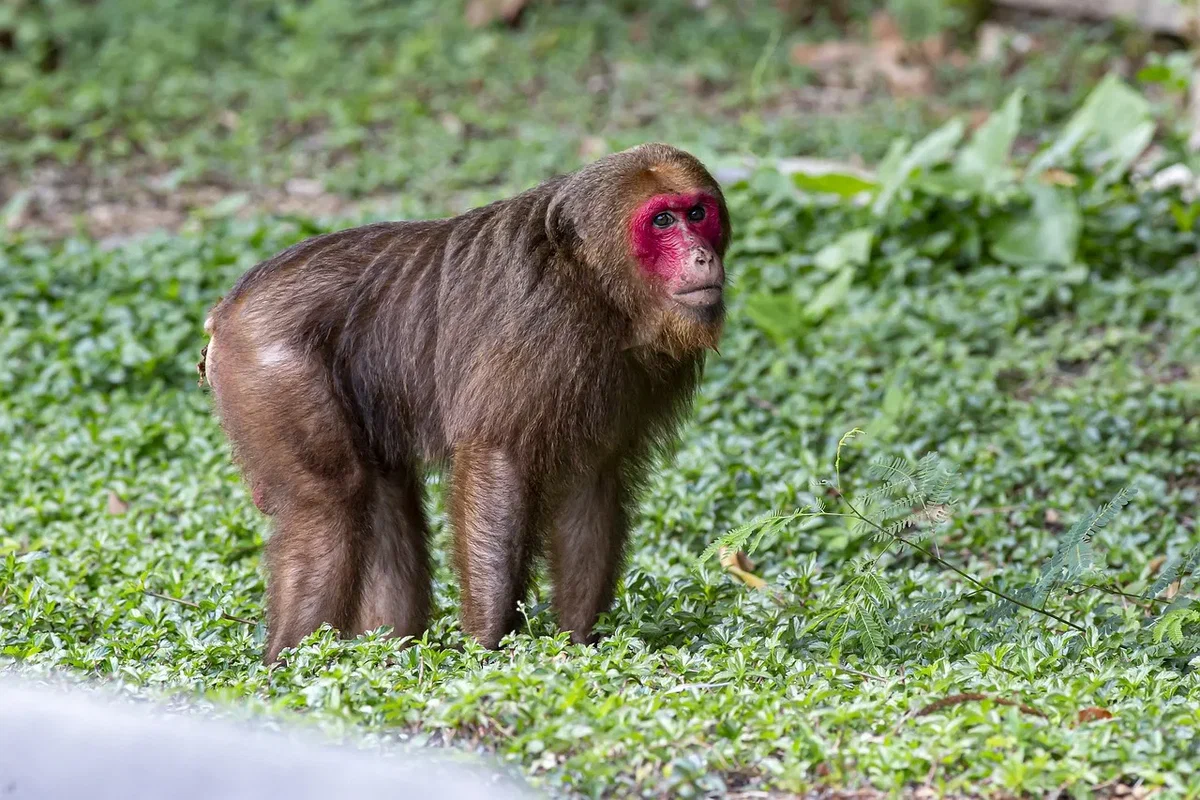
{"left": 0, "top": 674, "right": 534, "bottom": 800}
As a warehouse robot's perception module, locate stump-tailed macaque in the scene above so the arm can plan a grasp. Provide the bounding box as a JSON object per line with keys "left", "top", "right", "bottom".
{"left": 200, "top": 143, "right": 730, "bottom": 663}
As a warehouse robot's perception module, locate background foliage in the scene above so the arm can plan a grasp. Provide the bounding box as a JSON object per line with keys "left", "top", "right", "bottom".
{"left": 2, "top": 1, "right": 1200, "bottom": 797}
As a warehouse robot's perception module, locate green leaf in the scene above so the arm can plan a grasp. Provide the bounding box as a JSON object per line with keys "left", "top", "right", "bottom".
{"left": 990, "top": 185, "right": 1081, "bottom": 267}
{"left": 814, "top": 228, "right": 874, "bottom": 272}
{"left": 791, "top": 171, "right": 878, "bottom": 198}
{"left": 873, "top": 118, "right": 965, "bottom": 215}
{"left": 1170, "top": 202, "right": 1199, "bottom": 232}
{"left": 744, "top": 293, "right": 806, "bottom": 344}
{"left": 876, "top": 137, "right": 910, "bottom": 188}
{"left": 803, "top": 266, "right": 855, "bottom": 321}
{"left": 954, "top": 89, "right": 1024, "bottom": 194}
{"left": 1137, "top": 63, "right": 1174, "bottom": 84}
{"left": 1026, "top": 73, "right": 1151, "bottom": 181}
{"left": 1095, "top": 121, "right": 1154, "bottom": 189}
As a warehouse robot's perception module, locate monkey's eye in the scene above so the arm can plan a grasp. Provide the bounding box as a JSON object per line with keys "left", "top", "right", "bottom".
{"left": 652, "top": 211, "right": 675, "bottom": 229}
{"left": 687, "top": 205, "right": 706, "bottom": 222}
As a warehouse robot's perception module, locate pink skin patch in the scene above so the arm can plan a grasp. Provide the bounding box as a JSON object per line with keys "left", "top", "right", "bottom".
{"left": 630, "top": 192, "right": 722, "bottom": 287}
{"left": 252, "top": 484, "right": 271, "bottom": 515}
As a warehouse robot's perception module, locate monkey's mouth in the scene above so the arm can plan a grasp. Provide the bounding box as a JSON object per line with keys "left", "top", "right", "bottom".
{"left": 672, "top": 285, "right": 723, "bottom": 308}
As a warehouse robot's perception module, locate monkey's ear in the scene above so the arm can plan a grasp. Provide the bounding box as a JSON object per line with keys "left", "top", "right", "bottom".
{"left": 545, "top": 190, "right": 579, "bottom": 254}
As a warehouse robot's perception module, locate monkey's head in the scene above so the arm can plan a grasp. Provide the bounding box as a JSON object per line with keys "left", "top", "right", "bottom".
{"left": 547, "top": 143, "right": 732, "bottom": 357}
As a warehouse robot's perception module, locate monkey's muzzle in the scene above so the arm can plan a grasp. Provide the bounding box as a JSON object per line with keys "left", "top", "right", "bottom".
{"left": 673, "top": 284, "right": 723, "bottom": 308}
{"left": 672, "top": 245, "right": 725, "bottom": 310}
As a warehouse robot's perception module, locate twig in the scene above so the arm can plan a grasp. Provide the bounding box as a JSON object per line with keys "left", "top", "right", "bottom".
{"left": 1068, "top": 583, "right": 1169, "bottom": 606}
{"left": 840, "top": 497, "right": 1087, "bottom": 633}
{"left": 914, "top": 692, "right": 1048, "bottom": 719}
{"left": 144, "top": 589, "right": 256, "bottom": 626}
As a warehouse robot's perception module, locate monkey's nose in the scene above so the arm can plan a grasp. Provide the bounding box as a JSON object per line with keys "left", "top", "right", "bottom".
{"left": 690, "top": 249, "right": 723, "bottom": 285}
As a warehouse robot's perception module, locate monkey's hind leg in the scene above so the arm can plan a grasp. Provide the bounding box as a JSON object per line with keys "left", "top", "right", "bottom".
{"left": 265, "top": 496, "right": 366, "bottom": 663}
{"left": 448, "top": 445, "right": 539, "bottom": 649}
{"left": 204, "top": 316, "right": 370, "bottom": 664}
{"left": 351, "top": 470, "right": 432, "bottom": 644}
{"left": 549, "top": 463, "right": 629, "bottom": 644}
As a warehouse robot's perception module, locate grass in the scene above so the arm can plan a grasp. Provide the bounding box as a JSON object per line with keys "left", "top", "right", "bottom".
{"left": 3, "top": 1, "right": 1200, "bottom": 797}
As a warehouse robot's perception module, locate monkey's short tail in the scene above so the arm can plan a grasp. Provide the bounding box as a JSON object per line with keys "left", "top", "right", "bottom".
{"left": 198, "top": 305, "right": 219, "bottom": 388}
{"left": 197, "top": 343, "right": 209, "bottom": 387}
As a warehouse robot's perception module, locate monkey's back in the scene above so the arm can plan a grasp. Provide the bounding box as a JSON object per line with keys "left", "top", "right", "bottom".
{"left": 208, "top": 188, "right": 699, "bottom": 479}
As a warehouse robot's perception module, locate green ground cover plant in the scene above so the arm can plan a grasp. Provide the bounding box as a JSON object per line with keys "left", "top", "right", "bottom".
{"left": 3, "top": 1, "right": 1200, "bottom": 796}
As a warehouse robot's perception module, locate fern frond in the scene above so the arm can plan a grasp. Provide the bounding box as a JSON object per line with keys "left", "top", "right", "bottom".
{"left": 859, "top": 481, "right": 915, "bottom": 504}
{"left": 699, "top": 507, "right": 812, "bottom": 564}
{"left": 924, "top": 468, "right": 957, "bottom": 506}
{"left": 883, "top": 517, "right": 917, "bottom": 538}
{"left": 1177, "top": 546, "right": 1200, "bottom": 596}
{"left": 873, "top": 494, "right": 928, "bottom": 522}
{"left": 1033, "top": 487, "right": 1134, "bottom": 606}
{"left": 857, "top": 572, "right": 894, "bottom": 606}
{"left": 915, "top": 452, "right": 941, "bottom": 488}
{"left": 1141, "top": 635, "right": 1200, "bottom": 659}
{"left": 856, "top": 605, "right": 886, "bottom": 658}
{"left": 868, "top": 456, "right": 917, "bottom": 488}
{"left": 1148, "top": 544, "right": 1200, "bottom": 599}
{"left": 891, "top": 592, "right": 956, "bottom": 632}
{"left": 915, "top": 454, "right": 957, "bottom": 505}
{"left": 1152, "top": 606, "right": 1200, "bottom": 645}
{"left": 1147, "top": 554, "right": 1184, "bottom": 600}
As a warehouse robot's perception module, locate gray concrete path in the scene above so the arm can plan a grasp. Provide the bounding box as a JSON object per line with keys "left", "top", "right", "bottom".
{"left": 0, "top": 675, "right": 532, "bottom": 799}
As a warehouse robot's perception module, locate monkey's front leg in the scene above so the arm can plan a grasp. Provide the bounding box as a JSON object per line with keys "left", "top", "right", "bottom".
{"left": 448, "top": 445, "right": 538, "bottom": 648}
{"left": 549, "top": 464, "right": 629, "bottom": 644}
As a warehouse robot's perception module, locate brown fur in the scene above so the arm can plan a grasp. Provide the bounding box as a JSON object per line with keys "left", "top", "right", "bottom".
{"left": 201, "top": 143, "right": 731, "bottom": 662}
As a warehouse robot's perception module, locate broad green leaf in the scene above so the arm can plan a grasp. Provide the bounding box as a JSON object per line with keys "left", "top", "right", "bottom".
{"left": 875, "top": 137, "right": 910, "bottom": 188}
{"left": 910, "top": 170, "right": 983, "bottom": 197}
{"left": 990, "top": 185, "right": 1081, "bottom": 267}
{"left": 1137, "top": 63, "right": 1175, "bottom": 85}
{"left": 746, "top": 263, "right": 857, "bottom": 342}
{"left": 1095, "top": 121, "right": 1154, "bottom": 189}
{"left": 814, "top": 228, "right": 874, "bottom": 272}
{"left": 1171, "top": 202, "right": 1199, "bottom": 232}
{"left": 791, "top": 171, "right": 878, "bottom": 198}
{"left": 954, "top": 89, "right": 1024, "bottom": 194}
{"left": 1026, "top": 73, "right": 1151, "bottom": 181}
{"left": 803, "top": 266, "right": 855, "bottom": 321}
{"left": 744, "top": 293, "right": 806, "bottom": 344}
{"left": 873, "top": 118, "right": 965, "bottom": 214}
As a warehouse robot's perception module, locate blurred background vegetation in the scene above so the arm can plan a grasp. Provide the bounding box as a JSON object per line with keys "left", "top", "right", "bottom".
{"left": 3, "top": 2, "right": 1200, "bottom": 798}
{"left": 3, "top": 0, "right": 1198, "bottom": 237}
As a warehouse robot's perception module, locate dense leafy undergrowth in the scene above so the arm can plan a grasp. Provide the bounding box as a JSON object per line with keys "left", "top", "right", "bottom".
{"left": 4, "top": 2, "right": 1200, "bottom": 796}
{"left": 4, "top": 110, "right": 1200, "bottom": 794}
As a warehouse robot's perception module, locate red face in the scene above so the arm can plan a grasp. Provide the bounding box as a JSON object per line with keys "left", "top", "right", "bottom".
{"left": 630, "top": 191, "right": 725, "bottom": 312}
